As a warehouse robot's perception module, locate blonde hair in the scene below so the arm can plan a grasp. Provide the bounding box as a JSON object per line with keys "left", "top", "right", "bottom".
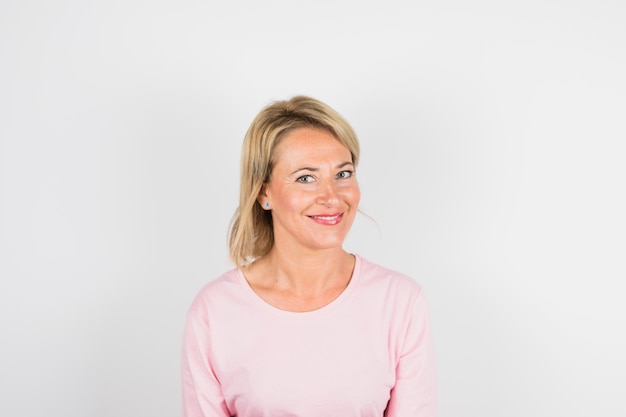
{"left": 228, "top": 95, "right": 360, "bottom": 268}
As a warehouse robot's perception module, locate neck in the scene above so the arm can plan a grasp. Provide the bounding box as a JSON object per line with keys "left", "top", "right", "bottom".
{"left": 258, "top": 246, "right": 354, "bottom": 295}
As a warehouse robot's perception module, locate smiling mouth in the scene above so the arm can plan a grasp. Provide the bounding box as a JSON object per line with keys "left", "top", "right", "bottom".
{"left": 308, "top": 213, "right": 344, "bottom": 225}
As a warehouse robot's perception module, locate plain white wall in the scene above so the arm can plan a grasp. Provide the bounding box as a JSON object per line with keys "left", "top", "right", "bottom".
{"left": 1, "top": 1, "right": 624, "bottom": 416}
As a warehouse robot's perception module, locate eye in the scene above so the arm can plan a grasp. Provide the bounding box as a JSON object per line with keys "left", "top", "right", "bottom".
{"left": 296, "top": 175, "right": 315, "bottom": 183}
{"left": 336, "top": 170, "right": 353, "bottom": 179}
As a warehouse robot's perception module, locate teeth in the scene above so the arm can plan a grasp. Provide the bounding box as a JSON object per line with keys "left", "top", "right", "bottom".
{"left": 312, "top": 215, "right": 339, "bottom": 220}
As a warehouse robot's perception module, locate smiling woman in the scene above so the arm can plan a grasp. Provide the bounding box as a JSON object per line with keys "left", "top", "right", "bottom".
{"left": 259, "top": 128, "right": 360, "bottom": 259}
{"left": 181, "top": 96, "right": 437, "bottom": 417}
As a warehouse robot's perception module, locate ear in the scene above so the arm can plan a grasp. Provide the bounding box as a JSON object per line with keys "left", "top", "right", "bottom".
{"left": 257, "top": 184, "right": 271, "bottom": 210}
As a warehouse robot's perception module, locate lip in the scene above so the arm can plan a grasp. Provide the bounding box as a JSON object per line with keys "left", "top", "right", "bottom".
{"left": 307, "top": 212, "right": 344, "bottom": 225}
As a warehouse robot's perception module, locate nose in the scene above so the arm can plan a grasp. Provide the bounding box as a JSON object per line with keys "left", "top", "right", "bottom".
{"left": 316, "top": 179, "right": 339, "bottom": 207}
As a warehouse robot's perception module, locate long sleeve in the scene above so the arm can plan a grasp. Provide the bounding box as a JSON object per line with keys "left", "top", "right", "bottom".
{"left": 385, "top": 288, "right": 438, "bottom": 417}
{"left": 181, "top": 303, "right": 230, "bottom": 417}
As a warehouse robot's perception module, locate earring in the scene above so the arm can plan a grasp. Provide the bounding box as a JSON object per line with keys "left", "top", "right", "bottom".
{"left": 265, "top": 202, "right": 270, "bottom": 208}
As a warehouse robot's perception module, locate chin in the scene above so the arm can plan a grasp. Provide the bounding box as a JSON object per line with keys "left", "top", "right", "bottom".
{"left": 308, "top": 236, "right": 349, "bottom": 251}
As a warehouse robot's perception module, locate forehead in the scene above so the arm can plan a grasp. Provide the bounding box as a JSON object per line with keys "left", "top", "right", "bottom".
{"left": 273, "top": 128, "right": 352, "bottom": 165}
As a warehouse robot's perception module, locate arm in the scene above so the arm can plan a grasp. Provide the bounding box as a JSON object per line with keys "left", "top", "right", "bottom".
{"left": 181, "top": 309, "right": 231, "bottom": 417}
{"left": 385, "top": 289, "right": 438, "bottom": 417}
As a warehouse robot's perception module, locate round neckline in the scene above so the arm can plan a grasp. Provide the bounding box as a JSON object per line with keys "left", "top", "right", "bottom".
{"left": 235, "top": 254, "right": 362, "bottom": 319}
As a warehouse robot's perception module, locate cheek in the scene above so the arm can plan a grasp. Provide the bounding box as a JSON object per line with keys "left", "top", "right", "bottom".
{"left": 340, "top": 183, "right": 361, "bottom": 206}
{"left": 353, "top": 190, "right": 361, "bottom": 207}
{"left": 277, "top": 189, "right": 308, "bottom": 212}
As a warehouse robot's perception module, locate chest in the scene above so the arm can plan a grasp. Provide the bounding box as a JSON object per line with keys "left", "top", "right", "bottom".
{"left": 211, "top": 314, "right": 395, "bottom": 416}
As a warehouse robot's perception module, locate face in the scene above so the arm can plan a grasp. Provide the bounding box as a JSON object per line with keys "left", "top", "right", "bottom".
{"left": 260, "top": 127, "right": 361, "bottom": 254}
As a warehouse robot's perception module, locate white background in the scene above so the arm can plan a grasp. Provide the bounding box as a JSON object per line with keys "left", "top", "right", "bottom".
{"left": 1, "top": 1, "right": 624, "bottom": 416}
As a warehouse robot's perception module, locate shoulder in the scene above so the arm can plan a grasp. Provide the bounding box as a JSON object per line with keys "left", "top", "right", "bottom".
{"left": 186, "top": 268, "right": 244, "bottom": 318}
{"left": 353, "top": 255, "right": 427, "bottom": 312}
{"left": 351, "top": 256, "right": 432, "bottom": 353}
{"left": 356, "top": 255, "right": 424, "bottom": 295}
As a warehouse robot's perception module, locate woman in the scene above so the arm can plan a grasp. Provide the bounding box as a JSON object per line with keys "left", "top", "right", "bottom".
{"left": 181, "top": 96, "right": 437, "bottom": 416}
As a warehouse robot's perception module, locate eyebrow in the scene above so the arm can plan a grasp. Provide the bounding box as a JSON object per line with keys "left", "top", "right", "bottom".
{"left": 290, "top": 161, "right": 354, "bottom": 175}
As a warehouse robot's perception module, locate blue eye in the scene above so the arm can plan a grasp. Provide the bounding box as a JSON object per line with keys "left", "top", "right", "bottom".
{"left": 297, "top": 175, "right": 315, "bottom": 183}
{"left": 336, "top": 170, "right": 353, "bottom": 179}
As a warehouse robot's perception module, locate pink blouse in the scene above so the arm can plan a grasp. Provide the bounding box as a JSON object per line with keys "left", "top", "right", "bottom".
{"left": 182, "top": 255, "right": 437, "bottom": 416}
